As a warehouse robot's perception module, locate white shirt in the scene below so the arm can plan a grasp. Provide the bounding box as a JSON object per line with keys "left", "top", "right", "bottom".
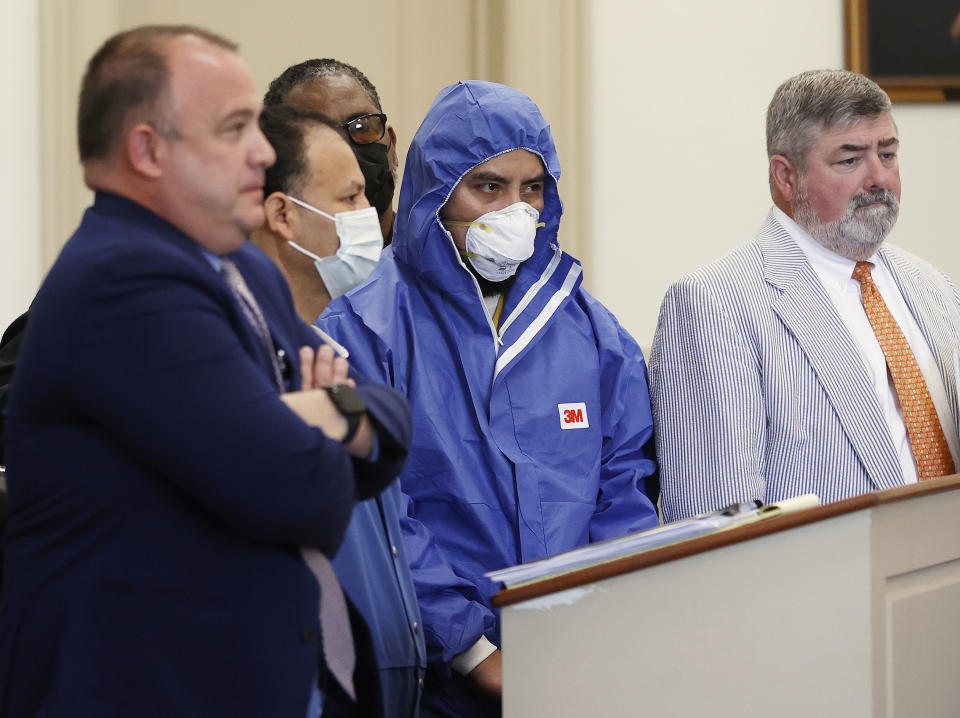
{"left": 775, "top": 207, "right": 959, "bottom": 484}
{"left": 482, "top": 293, "right": 502, "bottom": 320}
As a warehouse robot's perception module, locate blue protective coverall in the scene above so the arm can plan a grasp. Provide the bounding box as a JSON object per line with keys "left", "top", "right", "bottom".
{"left": 318, "top": 81, "right": 660, "bottom": 717}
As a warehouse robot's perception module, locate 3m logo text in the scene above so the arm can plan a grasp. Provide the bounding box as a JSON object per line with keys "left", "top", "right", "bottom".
{"left": 558, "top": 402, "right": 589, "bottom": 430}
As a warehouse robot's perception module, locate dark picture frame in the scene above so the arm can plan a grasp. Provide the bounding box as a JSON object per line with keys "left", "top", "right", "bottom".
{"left": 846, "top": 0, "right": 960, "bottom": 101}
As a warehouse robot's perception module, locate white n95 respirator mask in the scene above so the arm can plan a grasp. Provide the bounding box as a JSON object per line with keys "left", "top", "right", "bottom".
{"left": 286, "top": 196, "right": 383, "bottom": 299}
{"left": 444, "top": 202, "right": 544, "bottom": 282}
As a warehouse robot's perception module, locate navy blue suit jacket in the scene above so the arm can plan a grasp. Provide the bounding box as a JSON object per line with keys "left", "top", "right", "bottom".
{"left": 0, "top": 193, "right": 411, "bottom": 717}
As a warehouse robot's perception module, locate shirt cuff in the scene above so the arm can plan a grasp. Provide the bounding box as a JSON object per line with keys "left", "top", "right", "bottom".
{"left": 450, "top": 635, "right": 497, "bottom": 676}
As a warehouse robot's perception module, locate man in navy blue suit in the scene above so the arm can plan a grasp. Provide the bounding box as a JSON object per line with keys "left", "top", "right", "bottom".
{"left": 0, "top": 25, "right": 411, "bottom": 717}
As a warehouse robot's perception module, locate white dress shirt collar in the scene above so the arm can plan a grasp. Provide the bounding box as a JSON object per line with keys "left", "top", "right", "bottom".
{"left": 772, "top": 206, "right": 876, "bottom": 298}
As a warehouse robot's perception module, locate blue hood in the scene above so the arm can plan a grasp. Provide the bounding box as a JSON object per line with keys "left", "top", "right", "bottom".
{"left": 392, "top": 81, "right": 563, "bottom": 293}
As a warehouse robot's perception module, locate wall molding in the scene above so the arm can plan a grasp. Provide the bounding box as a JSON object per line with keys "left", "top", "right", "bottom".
{"left": 39, "top": 0, "right": 120, "bottom": 266}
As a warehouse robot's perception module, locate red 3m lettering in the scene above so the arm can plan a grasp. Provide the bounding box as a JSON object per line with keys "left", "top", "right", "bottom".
{"left": 558, "top": 402, "right": 589, "bottom": 429}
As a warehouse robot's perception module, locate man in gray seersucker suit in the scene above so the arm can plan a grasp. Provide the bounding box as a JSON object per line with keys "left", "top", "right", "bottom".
{"left": 652, "top": 69, "right": 960, "bottom": 523}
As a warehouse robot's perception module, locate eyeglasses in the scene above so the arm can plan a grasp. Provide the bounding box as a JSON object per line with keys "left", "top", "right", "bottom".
{"left": 340, "top": 113, "right": 388, "bottom": 145}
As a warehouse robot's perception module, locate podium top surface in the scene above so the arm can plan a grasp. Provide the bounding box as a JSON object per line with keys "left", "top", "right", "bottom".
{"left": 492, "top": 475, "right": 960, "bottom": 608}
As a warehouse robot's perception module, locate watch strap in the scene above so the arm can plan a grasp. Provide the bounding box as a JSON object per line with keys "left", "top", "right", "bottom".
{"left": 324, "top": 384, "right": 366, "bottom": 444}
{"left": 341, "top": 411, "right": 362, "bottom": 445}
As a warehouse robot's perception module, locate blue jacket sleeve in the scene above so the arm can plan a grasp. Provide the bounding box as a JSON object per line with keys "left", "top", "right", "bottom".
{"left": 351, "top": 379, "right": 413, "bottom": 499}
{"left": 398, "top": 493, "right": 496, "bottom": 667}
{"left": 585, "top": 294, "right": 661, "bottom": 539}
{"left": 318, "top": 305, "right": 496, "bottom": 666}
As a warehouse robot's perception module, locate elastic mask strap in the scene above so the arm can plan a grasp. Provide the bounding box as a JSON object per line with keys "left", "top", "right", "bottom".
{"left": 443, "top": 219, "right": 546, "bottom": 232}
{"left": 287, "top": 195, "right": 335, "bottom": 222}
{"left": 443, "top": 219, "right": 491, "bottom": 232}
{"left": 287, "top": 240, "right": 323, "bottom": 262}
{"left": 492, "top": 295, "right": 506, "bottom": 330}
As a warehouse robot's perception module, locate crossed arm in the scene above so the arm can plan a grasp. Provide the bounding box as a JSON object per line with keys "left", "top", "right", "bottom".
{"left": 281, "top": 344, "right": 376, "bottom": 459}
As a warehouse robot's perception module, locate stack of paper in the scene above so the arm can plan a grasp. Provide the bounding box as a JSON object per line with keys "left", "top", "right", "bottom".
{"left": 486, "top": 494, "right": 819, "bottom": 588}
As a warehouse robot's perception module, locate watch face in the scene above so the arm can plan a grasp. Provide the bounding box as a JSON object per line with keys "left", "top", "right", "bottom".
{"left": 329, "top": 384, "right": 366, "bottom": 415}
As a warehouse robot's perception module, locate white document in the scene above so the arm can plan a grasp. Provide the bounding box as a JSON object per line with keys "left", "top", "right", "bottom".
{"left": 486, "top": 494, "right": 819, "bottom": 588}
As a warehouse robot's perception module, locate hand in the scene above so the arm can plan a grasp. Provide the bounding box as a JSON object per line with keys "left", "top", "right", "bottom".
{"left": 280, "top": 389, "right": 348, "bottom": 440}
{"left": 297, "top": 344, "right": 355, "bottom": 390}
{"left": 466, "top": 649, "right": 502, "bottom": 701}
{"left": 285, "top": 345, "right": 375, "bottom": 459}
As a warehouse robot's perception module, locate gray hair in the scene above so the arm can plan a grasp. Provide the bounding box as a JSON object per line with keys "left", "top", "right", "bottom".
{"left": 766, "top": 69, "right": 892, "bottom": 171}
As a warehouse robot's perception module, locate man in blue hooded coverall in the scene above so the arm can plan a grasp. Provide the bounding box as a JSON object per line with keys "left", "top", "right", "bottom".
{"left": 318, "top": 81, "right": 660, "bottom": 717}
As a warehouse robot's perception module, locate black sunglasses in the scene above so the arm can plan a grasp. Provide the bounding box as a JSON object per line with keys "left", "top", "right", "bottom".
{"left": 340, "top": 113, "right": 388, "bottom": 145}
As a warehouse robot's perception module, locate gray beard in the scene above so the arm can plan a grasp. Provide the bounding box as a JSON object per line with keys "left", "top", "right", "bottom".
{"left": 793, "top": 183, "right": 900, "bottom": 261}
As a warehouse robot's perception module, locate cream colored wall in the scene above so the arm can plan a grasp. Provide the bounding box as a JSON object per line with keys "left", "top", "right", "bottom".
{"left": 112, "top": 0, "right": 478, "bottom": 168}
{"left": 588, "top": 0, "right": 960, "bottom": 349}
{"left": 31, "top": 0, "right": 586, "bottom": 287}
{"left": 10, "top": 1, "right": 960, "bottom": 346}
{"left": 1, "top": 1, "right": 41, "bottom": 330}
{"left": 34, "top": 0, "right": 480, "bottom": 278}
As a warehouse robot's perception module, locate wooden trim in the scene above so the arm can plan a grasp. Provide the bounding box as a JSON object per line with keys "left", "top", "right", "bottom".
{"left": 493, "top": 476, "right": 960, "bottom": 608}
{"left": 874, "top": 76, "right": 960, "bottom": 88}
{"left": 874, "top": 473, "right": 960, "bottom": 502}
{"left": 844, "top": 0, "right": 868, "bottom": 74}
{"left": 844, "top": 0, "right": 960, "bottom": 102}
{"left": 886, "top": 89, "right": 947, "bottom": 103}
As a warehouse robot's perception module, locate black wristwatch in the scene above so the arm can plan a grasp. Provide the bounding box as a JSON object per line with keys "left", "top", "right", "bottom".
{"left": 324, "top": 384, "right": 367, "bottom": 444}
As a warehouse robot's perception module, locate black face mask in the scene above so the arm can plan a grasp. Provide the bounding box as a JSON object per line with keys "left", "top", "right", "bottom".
{"left": 353, "top": 141, "right": 396, "bottom": 219}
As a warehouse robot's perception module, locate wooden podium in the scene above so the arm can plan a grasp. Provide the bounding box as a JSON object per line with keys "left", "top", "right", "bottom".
{"left": 493, "top": 477, "right": 960, "bottom": 718}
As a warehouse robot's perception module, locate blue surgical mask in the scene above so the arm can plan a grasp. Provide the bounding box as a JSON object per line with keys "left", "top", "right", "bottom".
{"left": 286, "top": 196, "right": 383, "bottom": 299}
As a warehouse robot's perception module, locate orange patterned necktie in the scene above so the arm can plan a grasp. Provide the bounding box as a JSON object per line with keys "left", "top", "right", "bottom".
{"left": 852, "top": 261, "right": 955, "bottom": 480}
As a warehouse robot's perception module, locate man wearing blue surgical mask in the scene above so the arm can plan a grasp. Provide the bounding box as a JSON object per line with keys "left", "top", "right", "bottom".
{"left": 251, "top": 102, "right": 426, "bottom": 718}
{"left": 251, "top": 105, "right": 382, "bottom": 323}
{"left": 264, "top": 59, "right": 399, "bottom": 246}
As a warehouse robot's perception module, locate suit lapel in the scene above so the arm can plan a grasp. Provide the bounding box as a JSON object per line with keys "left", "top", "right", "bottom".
{"left": 879, "top": 248, "right": 960, "bottom": 441}
{"left": 211, "top": 252, "right": 285, "bottom": 390}
{"left": 760, "top": 215, "right": 903, "bottom": 491}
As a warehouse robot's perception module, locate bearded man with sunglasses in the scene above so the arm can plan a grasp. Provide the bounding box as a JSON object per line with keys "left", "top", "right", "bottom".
{"left": 651, "top": 70, "right": 960, "bottom": 523}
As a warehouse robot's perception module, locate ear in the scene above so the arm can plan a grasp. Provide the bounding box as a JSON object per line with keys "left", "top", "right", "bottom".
{"left": 264, "top": 192, "right": 296, "bottom": 242}
{"left": 386, "top": 124, "right": 399, "bottom": 175}
{"left": 127, "top": 123, "right": 164, "bottom": 179}
{"left": 769, "top": 154, "right": 799, "bottom": 203}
